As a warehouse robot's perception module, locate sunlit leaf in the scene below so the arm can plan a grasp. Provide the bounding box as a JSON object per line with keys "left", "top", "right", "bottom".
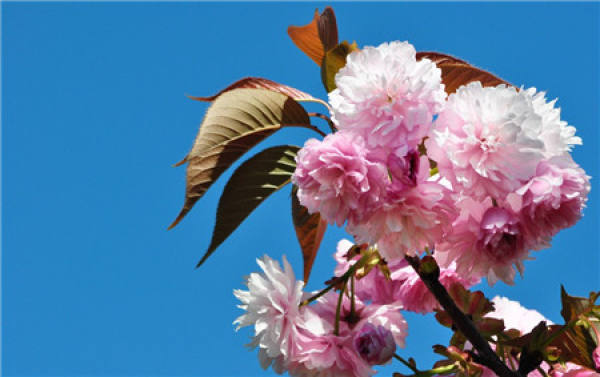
{"left": 417, "top": 51, "right": 509, "bottom": 94}
{"left": 186, "top": 77, "right": 323, "bottom": 104}
{"left": 561, "top": 286, "right": 597, "bottom": 323}
{"left": 197, "top": 145, "right": 300, "bottom": 267}
{"left": 291, "top": 185, "right": 327, "bottom": 283}
{"left": 169, "top": 89, "right": 309, "bottom": 229}
{"left": 446, "top": 283, "right": 495, "bottom": 319}
{"left": 321, "top": 41, "right": 358, "bottom": 92}
{"left": 288, "top": 7, "right": 338, "bottom": 65}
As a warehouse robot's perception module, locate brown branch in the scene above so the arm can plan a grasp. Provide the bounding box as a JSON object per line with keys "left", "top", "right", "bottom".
{"left": 405, "top": 255, "right": 524, "bottom": 377}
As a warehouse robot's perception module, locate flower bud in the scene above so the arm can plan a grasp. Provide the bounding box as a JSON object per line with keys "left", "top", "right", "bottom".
{"left": 353, "top": 323, "right": 396, "bottom": 365}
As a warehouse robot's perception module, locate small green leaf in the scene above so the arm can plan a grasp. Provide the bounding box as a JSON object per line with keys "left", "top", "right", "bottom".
{"left": 197, "top": 145, "right": 300, "bottom": 267}
{"left": 169, "top": 88, "right": 310, "bottom": 229}
{"left": 320, "top": 41, "right": 359, "bottom": 92}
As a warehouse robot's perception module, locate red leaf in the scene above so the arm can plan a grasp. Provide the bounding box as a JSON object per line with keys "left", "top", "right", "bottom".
{"left": 291, "top": 186, "right": 327, "bottom": 283}
{"left": 288, "top": 7, "right": 338, "bottom": 65}
{"left": 417, "top": 51, "right": 509, "bottom": 94}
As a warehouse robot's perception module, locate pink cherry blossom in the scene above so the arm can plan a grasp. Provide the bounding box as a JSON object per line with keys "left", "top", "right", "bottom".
{"left": 310, "top": 290, "right": 408, "bottom": 349}
{"left": 348, "top": 156, "right": 457, "bottom": 261}
{"left": 550, "top": 363, "right": 600, "bottom": 377}
{"left": 435, "top": 197, "right": 544, "bottom": 285}
{"left": 288, "top": 332, "right": 374, "bottom": 377}
{"left": 426, "top": 82, "right": 582, "bottom": 201}
{"left": 288, "top": 290, "right": 407, "bottom": 377}
{"left": 485, "top": 296, "right": 552, "bottom": 334}
{"left": 233, "top": 255, "right": 313, "bottom": 373}
{"left": 292, "top": 132, "right": 388, "bottom": 226}
{"left": 329, "top": 41, "right": 446, "bottom": 152}
{"left": 391, "top": 262, "right": 480, "bottom": 313}
{"left": 507, "top": 155, "right": 591, "bottom": 246}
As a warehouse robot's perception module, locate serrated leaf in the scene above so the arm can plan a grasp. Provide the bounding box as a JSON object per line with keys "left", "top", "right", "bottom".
{"left": 197, "top": 145, "right": 300, "bottom": 267}
{"left": 186, "top": 77, "right": 322, "bottom": 104}
{"left": 320, "top": 41, "right": 358, "bottom": 92}
{"left": 476, "top": 317, "right": 505, "bottom": 337}
{"left": 416, "top": 51, "right": 509, "bottom": 94}
{"left": 291, "top": 185, "right": 327, "bottom": 283}
{"left": 446, "top": 283, "right": 494, "bottom": 319}
{"left": 288, "top": 7, "right": 338, "bottom": 65}
{"left": 561, "top": 286, "right": 595, "bottom": 323}
{"left": 169, "top": 89, "right": 310, "bottom": 229}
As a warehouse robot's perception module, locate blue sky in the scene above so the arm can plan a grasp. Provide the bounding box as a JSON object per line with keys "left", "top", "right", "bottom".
{"left": 2, "top": 2, "right": 598, "bottom": 377}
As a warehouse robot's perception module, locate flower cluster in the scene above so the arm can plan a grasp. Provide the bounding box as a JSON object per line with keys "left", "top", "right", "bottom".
{"left": 292, "top": 41, "right": 590, "bottom": 285}
{"left": 234, "top": 254, "right": 598, "bottom": 377}
{"left": 428, "top": 83, "right": 590, "bottom": 284}
{"left": 234, "top": 254, "right": 408, "bottom": 377}
{"left": 232, "top": 37, "right": 592, "bottom": 377}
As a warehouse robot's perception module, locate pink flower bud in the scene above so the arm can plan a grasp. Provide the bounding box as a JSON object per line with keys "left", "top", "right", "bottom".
{"left": 353, "top": 323, "right": 396, "bottom": 365}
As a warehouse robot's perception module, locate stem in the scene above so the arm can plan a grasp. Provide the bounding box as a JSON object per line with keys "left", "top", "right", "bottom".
{"left": 334, "top": 279, "right": 348, "bottom": 336}
{"left": 394, "top": 354, "right": 419, "bottom": 373}
{"left": 298, "top": 98, "right": 332, "bottom": 113}
{"left": 536, "top": 366, "right": 549, "bottom": 377}
{"left": 296, "top": 123, "right": 327, "bottom": 137}
{"left": 508, "top": 353, "right": 517, "bottom": 371}
{"left": 397, "top": 362, "right": 459, "bottom": 377}
{"left": 350, "top": 274, "right": 356, "bottom": 316}
{"left": 405, "top": 255, "right": 524, "bottom": 377}
{"left": 299, "top": 278, "right": 339, "bottom": 307}
{"left": 300, "top": 251, "right": 374, "bottom": 308}
{"left": 308, "top": 112, "right": 337, "bottom": 133}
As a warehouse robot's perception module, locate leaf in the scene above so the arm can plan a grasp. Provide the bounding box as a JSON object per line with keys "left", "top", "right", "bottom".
{"left": 556, "top": 325, "right": 596, "bottom": 368}
{"left": 320, "top": 41, "right": 359, "bottom": 92}
{"left": 416, "top": 52, "right": 509, "bottom": 94}
{"left": 446, "top": 283, "right": 495, "bottom": 319}
{"left": 288, "top": 7, "right": 338, "bottom": 65}
{"left": 173, "top": 78, "right": 326, "bottom": 167}
{"left": 169, "top": 89, "right": 309, "bottom": 229}
{"left": 198, "top": 145, "right": 300, "bottom": 267}
{"left": 187, "top": 77, "right": 322, "bottom": 103}
{"left": 291, "top": 185, "right": 327, "bottom": 283}
{"left": 560, "top": 285, "right": 596, "bottom": 323}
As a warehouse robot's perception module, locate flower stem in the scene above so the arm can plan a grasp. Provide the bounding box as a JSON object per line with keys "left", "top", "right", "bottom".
{"left": 308, "top": 112, "right": 337, "bottom": 133}
{"left": 300, "top": 251, "right": 373, "bottom": 308}
{"left": 299, "top": 279, "right": 339, "bottom": 307}
{"left": 350, "top": 274, "right": 356, "bottom": 316}
{"left": 393, "top": 354, "right": 419, "bottom": 373}
{"left": 334, "top": 278, "right": 348, "bottom": 336}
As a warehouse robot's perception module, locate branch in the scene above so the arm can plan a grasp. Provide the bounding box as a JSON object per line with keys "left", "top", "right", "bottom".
{"left": 404, "top": 255, "right": 524, "bottom": 377}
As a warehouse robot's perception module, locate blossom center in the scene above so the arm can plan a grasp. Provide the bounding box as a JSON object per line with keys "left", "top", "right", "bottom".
{"left": 479, "top": 135, "right": 499, "bottom": 153}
